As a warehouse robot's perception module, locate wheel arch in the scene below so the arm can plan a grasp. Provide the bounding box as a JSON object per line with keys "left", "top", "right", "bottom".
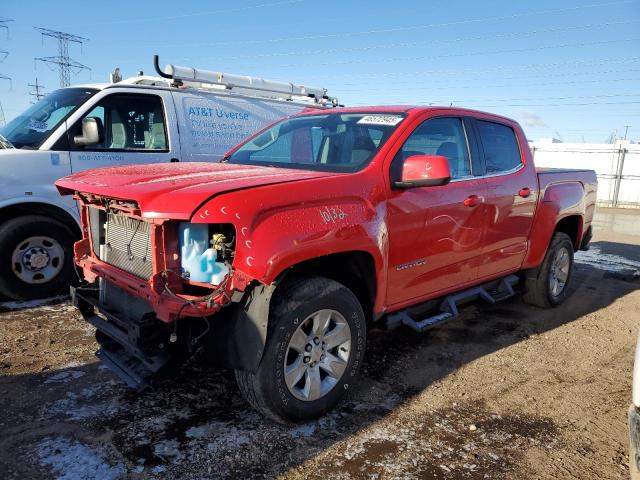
{"left": 0, "top": 201, "right": 81, "bottom": 237}
{"left": 553, "top": 214, "right": 584, "bottom": 251}
{"left": 211, "top": 250, "right": 377, "bottom": 374}
{"left": 274, "top": 250, "right": 378, "bottom": 323}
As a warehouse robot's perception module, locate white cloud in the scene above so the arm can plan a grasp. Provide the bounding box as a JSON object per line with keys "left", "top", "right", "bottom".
{"left": 520, "top": 111, "right": 547, "bottom": 128}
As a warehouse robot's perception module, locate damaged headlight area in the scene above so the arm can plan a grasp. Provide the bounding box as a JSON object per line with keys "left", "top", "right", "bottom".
{"left": 179, "top": 222, "right": 235, "bottom": 285}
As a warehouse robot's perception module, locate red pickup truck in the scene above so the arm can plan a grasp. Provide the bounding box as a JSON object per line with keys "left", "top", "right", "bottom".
{"left": 56, "top": 106, "right": 597, "bottom": 423}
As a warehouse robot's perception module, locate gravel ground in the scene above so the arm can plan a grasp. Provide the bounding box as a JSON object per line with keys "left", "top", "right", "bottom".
{"left": 0, "top": 208, "right": 638, "bottom": 479}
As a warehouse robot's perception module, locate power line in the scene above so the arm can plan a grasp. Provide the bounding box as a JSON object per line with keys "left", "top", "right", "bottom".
{"left": 314, "top": 56, "right": 640, "bottom": 79}
{"left": 261, "top": 37, "right": 639, "bottom": 69}
{"left": 338, "top": 75, "right": 640, "bottom": 94}
{"left": 355, "top": 92, "right": 640, "bottom": 104}
{"left": 34, "top": 27, "right": 90, "bottom": 87}
{"left": 338, "top": 67, "right": 640, "bottom": 88}
{"left": 150, "top": 0, "right": 636, "bottom": 48}
{"left": 190, "top": 20, "right": 634, "bottom": 62}
{"left": 76, "top": 0, "right": 306, "bottom": 26}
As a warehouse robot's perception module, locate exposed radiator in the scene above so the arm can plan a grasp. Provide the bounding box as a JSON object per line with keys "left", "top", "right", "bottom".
{"left": 93, "top": 211, "right": 153, "bottom": 279}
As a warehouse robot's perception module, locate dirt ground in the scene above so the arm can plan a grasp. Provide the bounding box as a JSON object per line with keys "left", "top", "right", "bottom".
{"left": 1, "top": 207, "right": 639, "bottom": 479}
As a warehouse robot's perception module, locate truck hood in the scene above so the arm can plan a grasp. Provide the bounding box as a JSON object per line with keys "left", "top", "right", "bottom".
{"left": 56, "top": 162, "right": 333, "bottom": 219}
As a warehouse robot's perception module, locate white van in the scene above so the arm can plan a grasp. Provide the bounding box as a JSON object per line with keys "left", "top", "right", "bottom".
{"left": 0, "top": 57, "right": 337, "bottom": 300}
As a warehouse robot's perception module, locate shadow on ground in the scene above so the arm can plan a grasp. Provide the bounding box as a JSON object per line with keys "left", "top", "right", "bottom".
{"left": 0, "top": 241, "right": 638, "bottom": 479}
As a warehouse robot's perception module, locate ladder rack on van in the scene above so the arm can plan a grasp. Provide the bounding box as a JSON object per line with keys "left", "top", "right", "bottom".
{"left": 149, "top": 55, "right": 338, "bottom": 107}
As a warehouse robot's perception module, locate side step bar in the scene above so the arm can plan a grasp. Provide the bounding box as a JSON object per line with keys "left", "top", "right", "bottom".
{"left": 386, "top": 275, "right": 518, "bottom": 333}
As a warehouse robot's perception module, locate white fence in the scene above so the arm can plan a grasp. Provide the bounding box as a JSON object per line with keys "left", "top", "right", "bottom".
{"left": 530, "top": 141, "right": 640, "bottom": 208}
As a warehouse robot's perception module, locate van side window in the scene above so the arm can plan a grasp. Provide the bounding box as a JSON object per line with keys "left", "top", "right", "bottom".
{"left": 392, "top": 117, "right": 472, "bottom": 180}
{"left": 72, "top": 95, "right": 167, "bottom": 151}
{"left": 476, "top": 120, "right": 521, "bottom": 174}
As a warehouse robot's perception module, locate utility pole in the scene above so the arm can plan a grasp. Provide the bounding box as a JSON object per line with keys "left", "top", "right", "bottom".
{"left": 0, "top": 18, "right": 13, "bottom": 39}
{"left": 623, "top": 125, "right": 631, "bottom": 140}
{"left": 28, "top": 78, "right": 46, "bottom": 103}
{"left": 0, "top": 74, "right": 10, "bottom": 128}
{"left": 34, "top": 27, "right": 89, "bottom": 87}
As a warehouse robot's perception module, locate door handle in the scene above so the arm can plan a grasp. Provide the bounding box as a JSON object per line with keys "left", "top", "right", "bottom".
{"left": 518, "top": 187, "right": 531, "bottom": 198}
{"left": 170, "top": 158, "right": 180, "bottom": 163}
{"left": 464, "top": 195, "right": 481, "bottom": 207}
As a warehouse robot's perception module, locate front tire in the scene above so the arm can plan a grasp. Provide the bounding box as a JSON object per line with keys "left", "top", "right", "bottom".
{"left": 522, "top": 232, "right": 574, "bottom": 308}
{"left": 235, "top": 276, "right": 367, "bottom": 423}
{"left": 0, "top": 215, "right": 76, "bottom": 300}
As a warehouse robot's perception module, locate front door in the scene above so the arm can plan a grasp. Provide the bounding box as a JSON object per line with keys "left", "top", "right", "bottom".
{"left": 386, "top": 116, "right": 487, "bottom": 308}
{"left": 68, "top": 91, "right": 179, "bottom": 172}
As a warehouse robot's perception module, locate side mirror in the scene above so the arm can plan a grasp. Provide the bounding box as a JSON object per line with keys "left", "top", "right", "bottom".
{"left": 394, "top": 154, "right": 452, "bottom": 188}
{"left": 74, "top": 117, "right": 103, "bottom": 147}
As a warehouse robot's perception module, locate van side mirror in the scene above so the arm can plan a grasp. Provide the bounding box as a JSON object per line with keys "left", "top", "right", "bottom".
{"left": 74, "top": 117, "right": 103, "bottom": 147}
{"left": 393, "top": 154, "right": 452, "bottom": 188}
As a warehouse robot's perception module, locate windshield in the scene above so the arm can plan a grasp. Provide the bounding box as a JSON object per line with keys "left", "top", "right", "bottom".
{"left": 227, "top": 112, "right": 406, "bottom": 172}
{"left": 0, "top": 87, "right": 98, "bottom": 149}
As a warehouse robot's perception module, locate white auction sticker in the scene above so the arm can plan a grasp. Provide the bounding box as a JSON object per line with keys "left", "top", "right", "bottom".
{"left": 357, "top": 115, "right": 404, "bottom": 126}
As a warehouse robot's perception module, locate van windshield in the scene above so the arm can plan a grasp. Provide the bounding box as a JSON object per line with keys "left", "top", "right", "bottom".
{"left": 227, "top": 112, "right": 406, "bottom": 172}
{"left": 0, "top": 87, "right": 98, "bottom": 149}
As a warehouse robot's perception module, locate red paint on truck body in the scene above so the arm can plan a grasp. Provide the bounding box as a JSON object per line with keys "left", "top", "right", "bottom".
{"left": 56, "top": 106, "right": 597, "bottom": 321}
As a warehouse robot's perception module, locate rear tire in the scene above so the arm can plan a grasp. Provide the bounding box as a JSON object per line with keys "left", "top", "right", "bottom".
{"left": 522, "top": 232, "right": 574, "bottom": 308}
{"left": 235, "top": 276, "right": 367, "bottom": 423}
{"left": 0, "top": 215, "right": 76, "bottom": 300}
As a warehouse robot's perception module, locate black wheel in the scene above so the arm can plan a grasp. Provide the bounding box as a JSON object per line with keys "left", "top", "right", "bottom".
{"left": 235, "top": 276, "right": 367, "bottom": 423}
{"left": 522, "top": 232, "right": 574, "bottom": 308}
{"left": 0, "top": 215, "right": 76, "bottom": 300}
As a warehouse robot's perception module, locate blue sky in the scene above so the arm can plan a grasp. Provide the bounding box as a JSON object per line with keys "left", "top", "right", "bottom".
{"left": 0, "top": 0, "right": 639, "bottom": 142}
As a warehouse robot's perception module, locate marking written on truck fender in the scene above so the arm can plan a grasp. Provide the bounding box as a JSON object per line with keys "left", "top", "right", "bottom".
{"left": 396, "top": 259, "right": 426, "bottom": 271}
{"left": 319, "top": 206, "right": 348, "bottom": 224}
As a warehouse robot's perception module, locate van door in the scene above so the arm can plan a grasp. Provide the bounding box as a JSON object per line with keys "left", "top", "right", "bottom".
{"left": 172, "top": 90, "right": 307, "bottom": 162}
{"left": 67, "top": 90, "right": 180, "bottom": 172}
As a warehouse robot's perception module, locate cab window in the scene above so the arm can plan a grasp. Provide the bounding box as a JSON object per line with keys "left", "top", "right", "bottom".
{"left": 71, "top": 94, "right": 167, "bottom": 151}
{"left": 392, "top": 117, "right": 472, "bottom": 181}
{"left": 476, "top": 120, "right": 522, "bottom": 174}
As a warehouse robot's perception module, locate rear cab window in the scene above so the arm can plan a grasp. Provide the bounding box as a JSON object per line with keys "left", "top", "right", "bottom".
{"left": 475, "top": 120, "right": 522, "bottom": 175}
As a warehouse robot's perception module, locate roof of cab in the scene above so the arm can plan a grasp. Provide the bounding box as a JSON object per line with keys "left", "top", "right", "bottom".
{"left": 296, "top": 104, "right": 518, "bottom": 124}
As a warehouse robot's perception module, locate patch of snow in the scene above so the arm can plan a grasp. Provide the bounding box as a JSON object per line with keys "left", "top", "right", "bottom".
{"left": 289, "top": 423, "right": 317, "bottom": 438}
{"left": 0, "top": 295, "right": 68, "bottom": 311}
{"left": 153, "top": 439, "right": 185, "bottom": 463}
{"left": 47, "top": 382, "right": 119, "bottom": 420}
{"left": 37, "top": 436, "right": 124, "bottom": 480}
{"left": 44, "top": 370, "right": 86, "bottom": 384}
{"left": 574, "top": 246, "right": 640, "bottom": 273}
{"left": 186, "top": 421, "right": 250, "bottom": 449}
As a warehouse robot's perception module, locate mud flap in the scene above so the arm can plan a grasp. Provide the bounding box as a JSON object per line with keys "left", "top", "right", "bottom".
{"left": 205, "top": 282, "right": 276, "bottom": 372}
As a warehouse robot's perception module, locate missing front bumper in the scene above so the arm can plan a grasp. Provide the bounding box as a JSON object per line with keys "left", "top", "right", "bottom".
{"left": 71, "top": 284, "right": 173, "bottom": 391}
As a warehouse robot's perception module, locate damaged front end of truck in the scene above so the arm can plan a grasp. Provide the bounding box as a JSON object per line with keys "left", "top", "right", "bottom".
{"left": 68, "top": 193, "right": 268, "bottom": 390}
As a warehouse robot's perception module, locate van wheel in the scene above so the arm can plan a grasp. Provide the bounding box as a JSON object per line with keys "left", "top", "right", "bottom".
{"left": 522, "top": 232, "right": 574, "bottom": 308}
{"left": 0, "top": 215, "right": 76, "bottom": 301}
{"left": 235, "top": 276, "right": 367, "bottom": 423}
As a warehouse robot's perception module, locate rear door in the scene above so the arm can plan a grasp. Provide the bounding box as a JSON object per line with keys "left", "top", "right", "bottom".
{"left": 386, "top": 115, "right": 488, "bottom": 307}
{"left": 68, "top": 90, "right": 180, "bottom": 172}
{"left": 473, "top": 119, "right": 538, "bottom": 278}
